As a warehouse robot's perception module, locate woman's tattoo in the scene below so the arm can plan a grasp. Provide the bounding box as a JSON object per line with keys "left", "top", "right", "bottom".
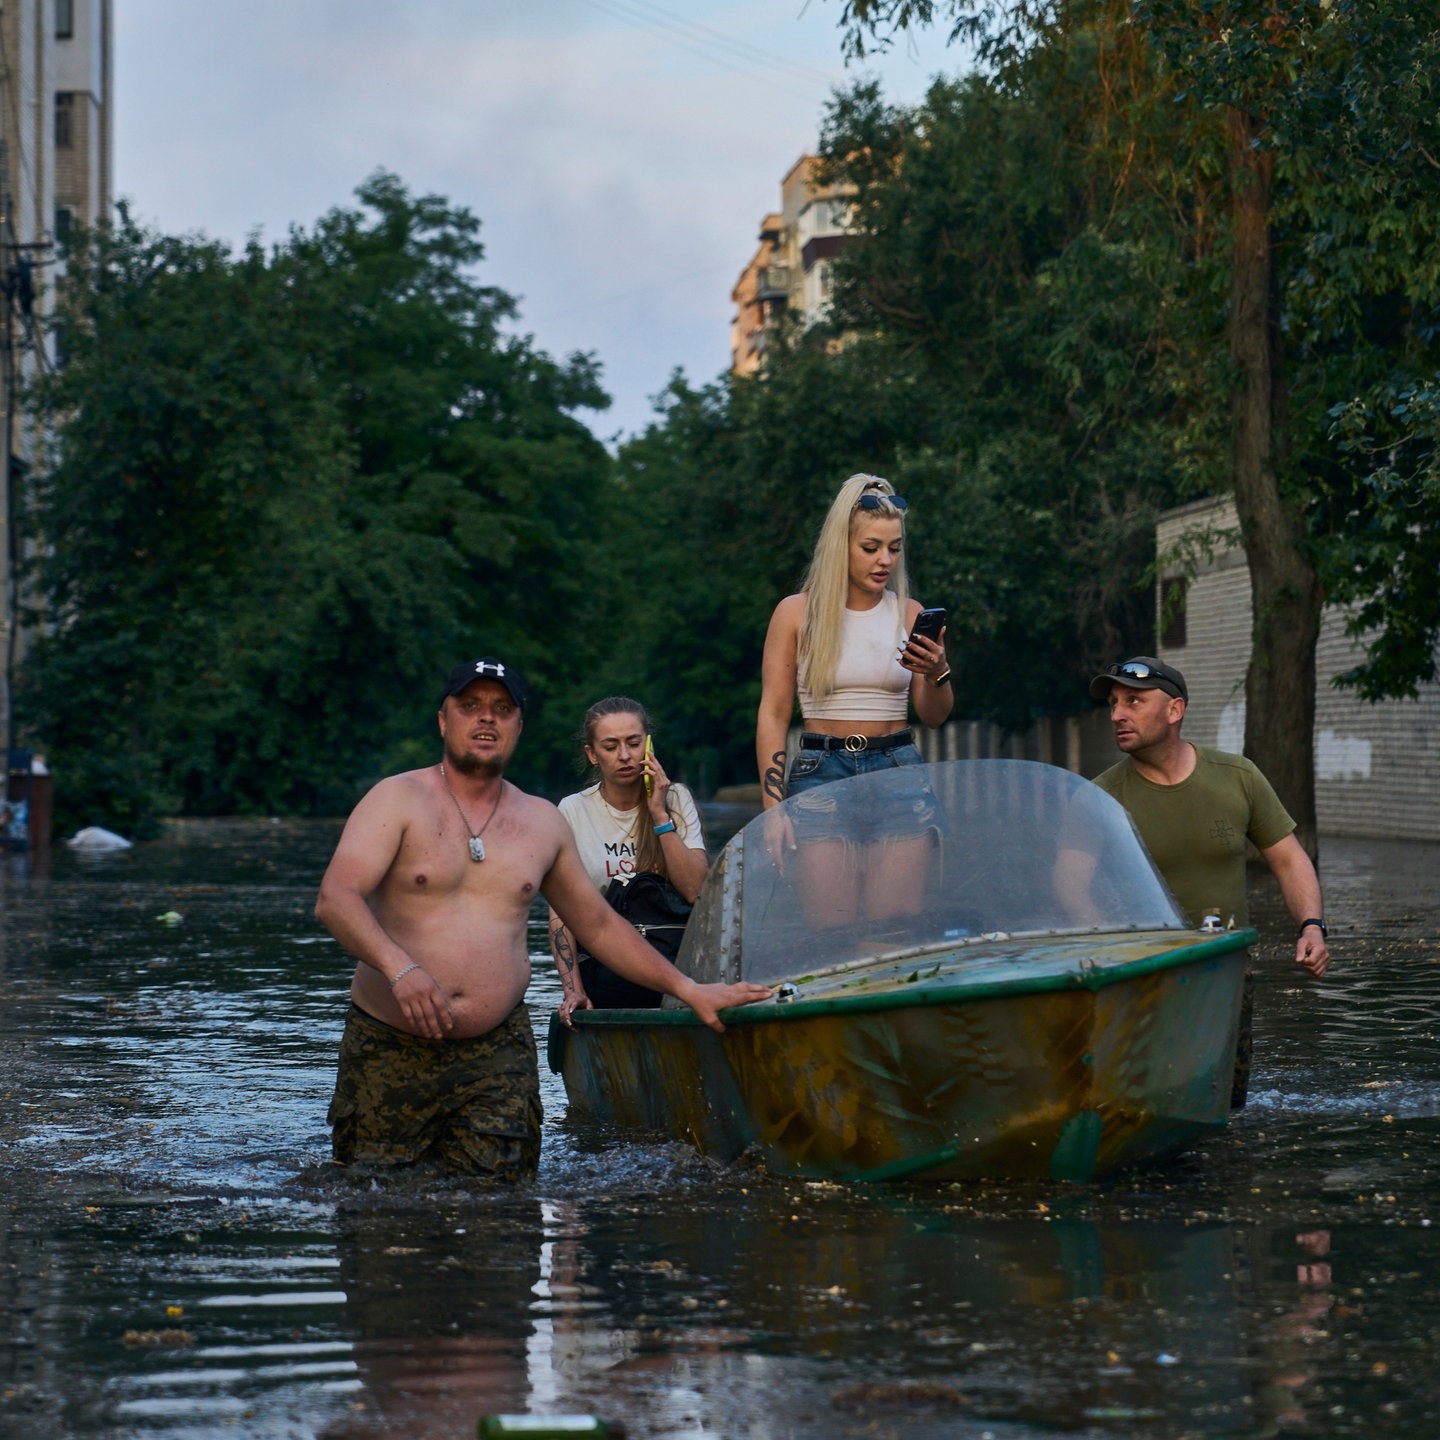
{"left": 762, "top": 750, "right": 787, "bottom": 803}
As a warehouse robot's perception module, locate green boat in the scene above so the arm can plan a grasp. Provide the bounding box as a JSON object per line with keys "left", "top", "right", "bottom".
{"left": 547, "top": 760, "right": 1253, "bottom": 1183}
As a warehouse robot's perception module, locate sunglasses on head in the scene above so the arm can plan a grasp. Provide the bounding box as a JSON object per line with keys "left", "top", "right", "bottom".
{"left": 857, "top": 493, "right": 908, "bottom": 512}
{"left": 1109, "top": 660, "right": 1185, "bottom": 697}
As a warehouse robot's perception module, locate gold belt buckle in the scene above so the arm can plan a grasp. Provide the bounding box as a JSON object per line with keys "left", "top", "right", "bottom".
{"left": 843, "top": 734, "right": 868, "bottom": 753}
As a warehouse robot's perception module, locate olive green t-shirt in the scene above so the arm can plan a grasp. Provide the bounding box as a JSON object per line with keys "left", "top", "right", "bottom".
{"left": 1091, "top": 746, "right": 1295, "bottom": 929}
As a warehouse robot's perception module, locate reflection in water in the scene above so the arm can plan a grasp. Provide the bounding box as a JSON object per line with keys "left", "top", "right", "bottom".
{"left": 550, "top": 1200, "right": 1256, "bottom": 1433}
{"left": 322, "top": 1199, "right": 542, "bottom": 1439}
{"left": 1, "top": 820, "right": 1439, "bottom": 1437}
{"left": 1261, "top": 1228, "right": 1334, "bottom": 1431}
{"left": 0, "top": 1197, "right": 353, "bottom": 1437}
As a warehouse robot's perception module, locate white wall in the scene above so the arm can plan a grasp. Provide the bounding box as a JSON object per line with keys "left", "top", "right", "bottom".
{"left": 1157, "top": 496, "right": 1440, "bottom": 841}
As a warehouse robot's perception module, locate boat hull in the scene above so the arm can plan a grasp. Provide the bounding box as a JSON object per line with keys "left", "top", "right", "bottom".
{"left": 548, "top": 933, "right": 1248, "bottom": 1182}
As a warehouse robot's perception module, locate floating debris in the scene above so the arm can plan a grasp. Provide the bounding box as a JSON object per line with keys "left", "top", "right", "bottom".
{"left": 67, "top": 826, "right": 133, "bottom": 851}
{"left": 121, "top": 1329, "right": 194, "bottom": 1348}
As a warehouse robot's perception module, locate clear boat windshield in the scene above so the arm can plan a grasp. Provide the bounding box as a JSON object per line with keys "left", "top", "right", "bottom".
{"left": 679, "top": 759, "right": 1187, "bottom": 987}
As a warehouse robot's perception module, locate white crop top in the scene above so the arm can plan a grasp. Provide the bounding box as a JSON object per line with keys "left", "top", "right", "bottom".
{"left": 797, "top": 591, "right": 911, "bottom": 722}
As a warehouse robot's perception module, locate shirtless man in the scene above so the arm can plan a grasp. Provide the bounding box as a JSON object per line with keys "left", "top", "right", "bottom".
{"left": 315, "top": 656, "right": 771, "bottom": 1181}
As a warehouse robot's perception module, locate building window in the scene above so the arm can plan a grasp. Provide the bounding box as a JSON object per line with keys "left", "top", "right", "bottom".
{"left": 55, "top": 205, "right": 74, "bottom": 248}
{"left": 1160, "top": 576, "right": 1188, "bottom": 649}
{"left": 55, "top": 92, "right": 75, "bottom": 149}
{"left": 56, "top": 0, "right": 76, "bottom": 39}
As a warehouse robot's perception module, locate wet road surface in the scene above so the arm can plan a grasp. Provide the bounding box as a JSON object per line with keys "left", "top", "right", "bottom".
{"left": 2, "top": 818, "right": 1437, "bottom": 1438}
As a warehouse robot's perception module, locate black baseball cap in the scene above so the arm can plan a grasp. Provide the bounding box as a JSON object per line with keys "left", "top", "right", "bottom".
{"left": 439, "top": 658, "right": 527, "bottom": 710}
{"left": 1089, "top": 656, "right": 1188, "bottom": 702}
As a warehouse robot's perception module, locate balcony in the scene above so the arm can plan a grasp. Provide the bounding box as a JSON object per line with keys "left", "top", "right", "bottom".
{"left": 756, "top": 265, "right": 790, "bottom": 301}
{"left": 801, "top": 234, "right": 846, "bottom": 272}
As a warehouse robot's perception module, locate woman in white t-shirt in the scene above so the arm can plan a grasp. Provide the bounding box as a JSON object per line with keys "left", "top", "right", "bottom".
{"left": 755, "top": 473, "right": 953, "bottom": 927}
{"left": 550, "top": 696, "right": 708, "bottom": 1023}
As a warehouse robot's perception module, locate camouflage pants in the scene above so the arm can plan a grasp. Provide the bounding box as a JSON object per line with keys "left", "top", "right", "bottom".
{"left": 328, "top": 1001, "right": 542, "bottom": 1181}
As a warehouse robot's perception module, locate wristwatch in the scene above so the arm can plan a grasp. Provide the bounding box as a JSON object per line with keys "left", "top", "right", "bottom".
{"left": 1298, "top": 917, "right": 1327, "bottom": 939}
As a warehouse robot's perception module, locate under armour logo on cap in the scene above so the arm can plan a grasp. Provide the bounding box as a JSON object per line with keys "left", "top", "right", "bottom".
{"left": 440, "top": 657, "right": 527, "bottom": 710}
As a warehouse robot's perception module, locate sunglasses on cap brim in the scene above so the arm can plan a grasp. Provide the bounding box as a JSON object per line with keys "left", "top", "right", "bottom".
{"left": 1109, "top": 661, "right": 1184, "bottom": 695}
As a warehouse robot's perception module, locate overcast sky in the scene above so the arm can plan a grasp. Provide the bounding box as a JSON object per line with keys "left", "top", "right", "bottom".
{"left": 115, "top": 1, "right": 965, "bottom": 442}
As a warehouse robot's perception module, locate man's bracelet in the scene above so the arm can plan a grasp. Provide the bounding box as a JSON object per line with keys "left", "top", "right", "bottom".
{"left": 390, "top": 963, "right": 423, "bottom": 988}
{"left": 654, "top": 820, "right": 677, "bottom": 836}
{"left": 1298, "top": 918, "right": 1327, "bottom": 939}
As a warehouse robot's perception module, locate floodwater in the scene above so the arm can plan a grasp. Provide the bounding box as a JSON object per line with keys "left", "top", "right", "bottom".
{"left": 2, "top": 814, "right": 1438, "bottom": 1440}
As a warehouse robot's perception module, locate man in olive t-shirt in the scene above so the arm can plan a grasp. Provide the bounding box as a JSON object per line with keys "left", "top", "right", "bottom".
{"left": 1082, "top": 656, "right": 1331, "bottom": 1107}
{"left": 1093, "top": 743, "right": 1295, "bottom": 932}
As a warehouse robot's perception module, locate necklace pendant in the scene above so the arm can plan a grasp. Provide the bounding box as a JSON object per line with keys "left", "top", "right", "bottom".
{"left": 468, "top": 836, "right": 486, "bottom": 863}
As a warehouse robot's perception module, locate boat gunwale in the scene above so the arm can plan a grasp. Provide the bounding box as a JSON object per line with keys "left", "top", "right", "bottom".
{"left": 561, "top": 927, "right": 1256, "bottom": 1030}
{"left": 730, "top": 920, "right": 1202, "bottom": 989}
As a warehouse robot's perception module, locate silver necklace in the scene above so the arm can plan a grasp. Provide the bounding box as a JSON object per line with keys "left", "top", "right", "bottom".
{"left": 439, "top": 763, "right": 503, "bottom": 862}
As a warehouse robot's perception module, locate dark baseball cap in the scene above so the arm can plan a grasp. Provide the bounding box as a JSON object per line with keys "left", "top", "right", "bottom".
{"left": 439, "top": 658, "right": 527, "bottom": 710}
{"left": 1088, "top": 656, "right": 1188, "bottom": 702}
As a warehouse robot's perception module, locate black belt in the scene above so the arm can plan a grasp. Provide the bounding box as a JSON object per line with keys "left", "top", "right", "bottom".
{"left": 799, "top": 728, "right": 913, "bottom": 754}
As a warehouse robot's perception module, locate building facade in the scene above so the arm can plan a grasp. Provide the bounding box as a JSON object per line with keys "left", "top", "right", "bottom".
{"left": 730, "top": 155, "right": 855, "bottom": 376}
{"left": 0, "top": 0, "right": 113, "bottom": 753}
{"left": 51, "top": 0, "right": 114, "bottom": 240}
{"left": 1155, "top": 495, "right": 1440, "bottom": 841}
{"left": 729, "top": 212, "right": 783, "bottom": 378}
{"left": 904, "top": 497, "right": 1440, "bottom": 843}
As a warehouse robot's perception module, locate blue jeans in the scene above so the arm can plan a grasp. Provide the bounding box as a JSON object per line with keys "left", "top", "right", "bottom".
{"left": 785, "top": 737, "right": 936, "bottom": 842}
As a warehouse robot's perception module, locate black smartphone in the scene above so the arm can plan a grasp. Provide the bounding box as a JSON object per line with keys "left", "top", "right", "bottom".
{"left": 908, "top": 607, "right": 947, "bottom": 644}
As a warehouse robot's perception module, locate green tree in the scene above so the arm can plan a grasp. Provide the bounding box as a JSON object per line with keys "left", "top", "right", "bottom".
{"left": 826, "top": 0, "right": 1440, "bottom": 849}
{"left": 813, "top": 68, "right": 1216, "bottom": 723}
{"left": 21, "top": 173, "right": 612, "bottom": 833}
{"left": 1295, "top": 5, "right": 1440, "bottom": 700}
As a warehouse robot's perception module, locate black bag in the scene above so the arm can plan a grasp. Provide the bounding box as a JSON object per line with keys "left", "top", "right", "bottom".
{"left": 578, "top": 871, "right": 693, "bottom": 1009}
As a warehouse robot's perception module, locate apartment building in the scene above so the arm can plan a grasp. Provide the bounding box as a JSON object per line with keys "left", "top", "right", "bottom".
{"left": 52, "top": 0, "right": 114, "bottom": 241}
{"left": 0, "top": 0, "right": 113, "bottom": 754}
{"left": 1, "top": 0, "right": 112, "bottom": 243}
{"left": 729, "top": 212, "right": 783, "bottom": 378}
{"left": 730, "top": 155, "right": 855, "bottom": 376}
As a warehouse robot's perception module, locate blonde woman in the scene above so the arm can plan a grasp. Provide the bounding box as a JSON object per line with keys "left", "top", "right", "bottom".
{"left": 756, "top": 474, "right": 952, "bottom": 922}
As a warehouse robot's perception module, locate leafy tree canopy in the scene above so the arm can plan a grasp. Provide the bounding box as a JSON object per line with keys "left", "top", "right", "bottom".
{"left": 21, "top": 173, "right": 612, "bottom": 832}
{"left": 823, "top": 0, "right": 1440, "bottom": 708}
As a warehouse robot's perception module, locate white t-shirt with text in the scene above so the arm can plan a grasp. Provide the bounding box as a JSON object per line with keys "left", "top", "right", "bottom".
{"left": 558, "top": 783, "right": 706, "bottom": 892}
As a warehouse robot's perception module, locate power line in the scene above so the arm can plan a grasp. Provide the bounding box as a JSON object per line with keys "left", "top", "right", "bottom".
{"left": 582, "top": 0, "right": 839, "bottom": 86}
{"left": 569, "top": 0, "right": 842, "bottom": 105}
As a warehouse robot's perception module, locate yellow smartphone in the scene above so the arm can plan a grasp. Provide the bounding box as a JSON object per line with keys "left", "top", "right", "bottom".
{"left": 643, "top": 735, "right": 654, "bottom": 795}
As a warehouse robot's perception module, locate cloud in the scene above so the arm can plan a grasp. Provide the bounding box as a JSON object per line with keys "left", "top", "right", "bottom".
{"left": 117, "top": 0, "right": 961, "bottom": 436}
